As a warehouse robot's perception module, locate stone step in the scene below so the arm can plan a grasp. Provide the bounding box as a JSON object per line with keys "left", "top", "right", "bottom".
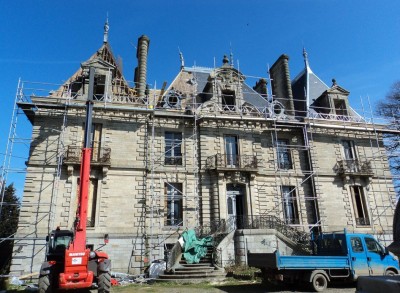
{"left": 180, "top": 263, "right": 213, "bottom": 268}
{"left": 164, "top": 268, "right": 215, "bottom": 275}
{"left": 180, "top": 257, "right": 212, "bottom": 263}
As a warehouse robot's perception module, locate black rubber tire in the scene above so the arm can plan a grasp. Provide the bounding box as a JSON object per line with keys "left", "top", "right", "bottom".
{"left": 385, "top": 270, "right": 396, "bottom": 276}
{"left": 38, "top": 274, "right": 52, "bottom": 293}
{"left": 312, "top": 273, "right": 328, "bottom": 292}
{"left": 98, "top": 271, "right": 111, "bottom": 293}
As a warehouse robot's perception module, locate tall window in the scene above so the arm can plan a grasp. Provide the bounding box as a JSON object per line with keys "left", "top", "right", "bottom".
{"left": 165, "top": 183, "right": 183, "bottom": 226}
{"left": 350, "top": 186, "right": 370, "bottom": 226}
{"left": 277, "top": 140, "right": 292, "bottom": 169}
{"left": 83, "top": 123, "right": 102, "bottom": 162}
{"left": 91, "top": 123, "right": 102, "bottom": 161}
{"left": 342, "top": 140, "right": 356, "bottom": 160}
{"left": 165, "top": 132, "right": 182, "bottom": 165}
{"left": 224, "top": 136, "right": 238, "bottom": 167}
{"left": 77, "top": 178, "right": 98, "bottom": 227}
{"left": 281, "top": 186, "right": 299, "bottom": 224}
{"left": 342, "top": 140, "right": 358, "bottom": 172}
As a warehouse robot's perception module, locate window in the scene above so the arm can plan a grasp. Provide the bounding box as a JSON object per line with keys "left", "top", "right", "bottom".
{"left": 224, "top": 136, "right": 238, "bottom": 167}
{"left": 165, "top": 132, "right": 182, "bottom": 165}
{"left": 82, "top": 123, "right": 102, "bottom": 162}
{"left": 94, "top": 75, "right": 106, "bottom": 99}
{"left": 365, "top": 237, "right": 383, "bottom": 254}
{"left": 342, "top": 140, "right": 356, "bottom": 160}
{"left": 350, "top": 186, "right": 370, "bottom": 226}
{"left": 281, "top": 186, "right": 299, "bottom": 224}
{"left": 165, "top": 183, "right": 183, "bottom": 226}
{"left": 91, "top": 123, "right": 102, "bottom": 161}
{"left": 350, "top": 237, "right": 364, "bottom": 252}
{"left": 77, "top": 178, "right": 98, "bottom": 227}
{"left": 334, "top": 99, "right": 347, "bottom": 116}
{"left": 221, "top": 90, "right": 236, "bottom": 111}
{"left": 342, "top": 140, "right": 359, "bottom": 172}
{"left": 277, "top": 140, "right": 292, "bottom": 169}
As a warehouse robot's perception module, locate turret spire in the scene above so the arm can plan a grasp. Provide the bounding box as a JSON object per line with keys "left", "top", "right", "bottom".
{"left": 178, "top": 47, "right": 185, "bottom": 69}
{"left": 103, "top": 16, "right": 109, "bottom": 43}
{"left": 230, "top": 43, "right": 234, "bottom": 66}
{"left": 303, "top": 47, "right": 309, "bottom": 69}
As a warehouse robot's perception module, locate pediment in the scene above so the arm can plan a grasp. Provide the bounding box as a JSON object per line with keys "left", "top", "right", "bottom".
{"left": 326, "top": 85, "right": 350, "bottom": 96}
{"left": 81, "top": 57, "right": 116, "bottom": 71}
{"left": 210, "top": 66, "right": 245, "bottom": 84}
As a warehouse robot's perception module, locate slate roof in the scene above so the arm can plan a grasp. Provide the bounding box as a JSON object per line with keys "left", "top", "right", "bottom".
{"left": 291, "top": 66, "right": 329, "bottom": 114}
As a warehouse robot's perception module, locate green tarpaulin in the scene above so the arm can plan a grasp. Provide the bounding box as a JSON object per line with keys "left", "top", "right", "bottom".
{"left": 181, "top": 229, "right": 213, "bottom": 264}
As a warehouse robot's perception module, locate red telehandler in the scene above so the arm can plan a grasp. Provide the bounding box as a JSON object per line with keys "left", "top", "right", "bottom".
{"left": 38, "top": 67, "right": 111, "bottom": 292}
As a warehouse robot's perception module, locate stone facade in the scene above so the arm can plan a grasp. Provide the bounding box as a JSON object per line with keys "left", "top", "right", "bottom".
{"left": 9, "top": 36, "right": 397, "bottom": 276}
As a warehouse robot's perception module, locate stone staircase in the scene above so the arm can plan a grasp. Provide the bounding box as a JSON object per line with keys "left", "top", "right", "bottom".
{"left": 157, "top": 246, "right": 226, "bottom": 283}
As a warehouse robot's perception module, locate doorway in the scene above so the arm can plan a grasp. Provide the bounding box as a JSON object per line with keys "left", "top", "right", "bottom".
{"left": 226, "top": 184, "right": 246, "bottom": 229}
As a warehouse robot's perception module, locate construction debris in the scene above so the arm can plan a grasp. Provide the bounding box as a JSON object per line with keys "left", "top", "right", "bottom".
{"left": 110, "top": 271, "right": 155, "bottom": 285}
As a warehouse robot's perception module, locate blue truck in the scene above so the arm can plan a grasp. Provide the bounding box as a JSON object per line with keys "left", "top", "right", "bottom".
{"left": 247, "top": 230, "right": 399, "bottom": 291}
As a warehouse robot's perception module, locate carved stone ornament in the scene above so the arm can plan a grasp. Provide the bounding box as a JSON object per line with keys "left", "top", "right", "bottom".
{"left": 226, "top": 171, "right": 247, "bottom": 184}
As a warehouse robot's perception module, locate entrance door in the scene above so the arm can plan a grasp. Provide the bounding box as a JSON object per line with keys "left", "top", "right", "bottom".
{"left": 225, "top": 136, "right": 238, "bottom": 167}
{"left": 226, "top": 184, "right": 245, "bottom": 230}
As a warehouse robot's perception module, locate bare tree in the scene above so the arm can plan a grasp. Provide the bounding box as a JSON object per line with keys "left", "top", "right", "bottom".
{"left": 377, "top": 81, "right": 400, "bottom": 245}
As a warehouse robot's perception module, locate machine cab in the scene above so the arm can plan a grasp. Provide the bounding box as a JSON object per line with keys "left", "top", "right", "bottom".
{"left": 46, "top": 229, "right": 73, "bottom": 260}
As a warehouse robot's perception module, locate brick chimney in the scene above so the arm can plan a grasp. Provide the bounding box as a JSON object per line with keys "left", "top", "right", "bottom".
{"left": 269, "top": 54, "right": 295, "bottom": 116}
{"left": 134, "top": 35, "right": 150, "bottom": 97}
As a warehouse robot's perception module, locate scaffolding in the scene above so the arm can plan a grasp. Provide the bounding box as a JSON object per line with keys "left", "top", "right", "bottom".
{"left": 1, "top": 60, "right": 399, "bottom": 277}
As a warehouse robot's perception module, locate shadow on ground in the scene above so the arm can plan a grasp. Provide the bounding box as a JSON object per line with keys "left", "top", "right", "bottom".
{"left": 215, "top": 281, "right": 355, "bottom": 293}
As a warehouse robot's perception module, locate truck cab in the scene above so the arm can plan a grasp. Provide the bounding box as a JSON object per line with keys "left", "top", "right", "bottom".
{"left": 346, "top": 233, "right": 398, "bottom": 277}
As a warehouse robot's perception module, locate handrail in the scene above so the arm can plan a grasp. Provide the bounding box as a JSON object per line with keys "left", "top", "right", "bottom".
{"left": 335, "top": 159, "right": 373, "bottom": 175}
{"left": 64, "top": 145, "right": 111, "bottom": 165}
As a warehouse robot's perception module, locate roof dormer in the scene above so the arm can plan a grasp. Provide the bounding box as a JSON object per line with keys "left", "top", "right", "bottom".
{"left": 206, "top": 55, "right": 245, "bottom": 112}
{"left": 312, "top": 79, "right": 351, "bottom": 119}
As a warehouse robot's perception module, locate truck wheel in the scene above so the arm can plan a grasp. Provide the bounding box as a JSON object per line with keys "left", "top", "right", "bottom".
{"left": 38, "top": 274, "right": 52, "bottom": 293}
{"left": 312, "top": 273, "right": 327, "bottom": 292}
{"left": 98, "top": 271, "right": 111, "bottom": 293}
{"left": 385, "top": 270, "right": 396, "bottom": 276}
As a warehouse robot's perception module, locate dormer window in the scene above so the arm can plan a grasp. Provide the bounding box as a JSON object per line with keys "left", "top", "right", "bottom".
{"left": 222, "top": 90, "right": 236, "bottom": 111}
{"left": 94, "top": 75, "right": 106, "bottom": 100}
{"left": 333, "top": 99, "right": 347, "bottom": 116}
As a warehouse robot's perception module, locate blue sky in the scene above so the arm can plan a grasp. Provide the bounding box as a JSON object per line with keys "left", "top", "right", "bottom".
{"left": 1, "top": 0, "right": 399, "bottom": 196}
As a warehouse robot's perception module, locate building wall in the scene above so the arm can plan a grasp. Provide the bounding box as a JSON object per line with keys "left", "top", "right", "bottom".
{"left": 10, "top": 101, "right": 396, "bottom": 277}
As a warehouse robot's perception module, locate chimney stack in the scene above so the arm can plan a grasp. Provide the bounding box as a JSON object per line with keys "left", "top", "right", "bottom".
{"left": 269, "top": 54, "right": 295, "bottom": 116}
{"left": 134, "top": 35, "right": 150, "bottom": 97}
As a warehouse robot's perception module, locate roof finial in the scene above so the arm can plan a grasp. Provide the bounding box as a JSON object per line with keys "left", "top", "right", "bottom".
{"left": 303, "top": 47, "right": 309, "bottom": 68}
{"left": 332, "top": 78, "right": 337, "bottom": 86}
{"left": 222, "top": 55, "right": 229, "bottom": 65}
{"left": 230, "top": 42, "right": 234, "bottom": 66}
{"left": 103, "top": 14, "right": 109, "bottom": 43}
{"left": 178, "top": 47, "right": 185, "bottom": 69}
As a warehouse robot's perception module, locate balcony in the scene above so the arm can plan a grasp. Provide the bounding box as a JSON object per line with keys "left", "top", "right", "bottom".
{"left": 164, "top": 156, "right": 183, "bottom": 166}
{"left": 335, "top": 159, "right": 373, "bottom": 177}
{"left": 63, "top": 145, "right": 111, "bottom": 166}
{"left": 205, "top": 154, "right": 259, "bottom": 172}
